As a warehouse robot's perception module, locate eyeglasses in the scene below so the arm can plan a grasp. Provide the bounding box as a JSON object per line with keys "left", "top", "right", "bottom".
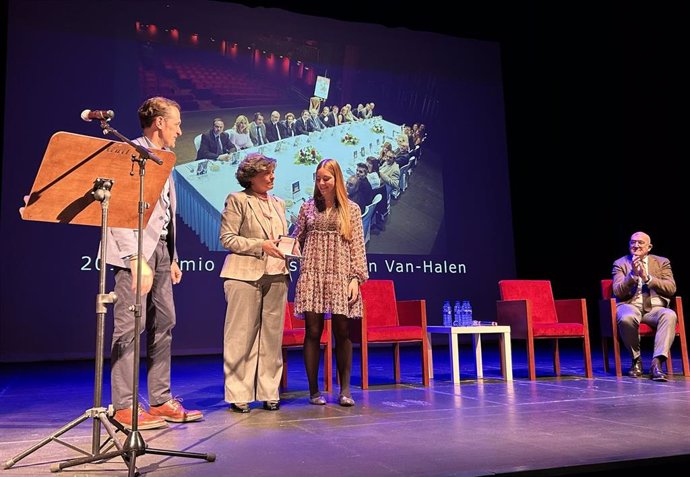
{"left": 629, "top": 240, "right": 647, "bottom": 245}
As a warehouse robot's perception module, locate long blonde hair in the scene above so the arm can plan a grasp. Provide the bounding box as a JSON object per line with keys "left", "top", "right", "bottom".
{"left": 314, "top": 159, "right": 352, "bottom": 241}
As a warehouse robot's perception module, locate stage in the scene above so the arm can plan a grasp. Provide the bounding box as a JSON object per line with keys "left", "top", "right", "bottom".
{"left": 2, "top": 343, "right": 690, "bottom": 476}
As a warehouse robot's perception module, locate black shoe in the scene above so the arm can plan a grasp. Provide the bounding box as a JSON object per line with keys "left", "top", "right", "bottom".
{"left": 230, "top": 402, "right": 250, "bottom": 413}
{"left": 650, "top": 361, "right": 668, "bottom": 382}
{"left": 263, "top": 400, "right": 280, "bottom": 411}
{"left": 627, "top": 359, "right": 643, "bottom": 378}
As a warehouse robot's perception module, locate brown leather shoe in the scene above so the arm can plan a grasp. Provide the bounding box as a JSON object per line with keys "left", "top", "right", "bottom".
{"left": 149, "top": 398, "right": 203, "bottom": 422}
{"left": 113, "top": 405, "right": 167, "bottom": 430}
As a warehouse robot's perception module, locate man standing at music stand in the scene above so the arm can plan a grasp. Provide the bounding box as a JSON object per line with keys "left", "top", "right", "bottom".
{"left": 107, "top": 96, "right": 203, "bottom": 430}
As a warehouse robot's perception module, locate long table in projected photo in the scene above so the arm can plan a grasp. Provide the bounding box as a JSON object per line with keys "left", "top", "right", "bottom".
{"left": 174, "top": 117, "right": 402, "bottom": 251}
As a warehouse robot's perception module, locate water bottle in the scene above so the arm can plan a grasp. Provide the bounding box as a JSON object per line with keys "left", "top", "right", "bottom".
{"left": 442, "top": 300, "right": 452, "bottom": 327}
{"left": 453, "top": 300, "right": 462, "bottom": 326}
{"left": 461, "top": 300, "right": 473, "bottom": 326}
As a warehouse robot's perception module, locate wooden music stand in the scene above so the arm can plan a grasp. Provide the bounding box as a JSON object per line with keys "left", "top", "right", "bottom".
{"left": 4, "top": 131, "right": 212, "bottom": 474}
{"left": 22, "top": 131, "right": 174, "bottom": 228}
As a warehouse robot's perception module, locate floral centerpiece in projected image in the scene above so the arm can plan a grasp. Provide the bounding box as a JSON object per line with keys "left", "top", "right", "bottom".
{"left": 372, "top": 123, "right": 384, "bottom": 134}
{"left": 295, "top": 147, "right": 322, "bottom": 165}
{"left": 341, "top": 133, "right": 359, "bottom": 145}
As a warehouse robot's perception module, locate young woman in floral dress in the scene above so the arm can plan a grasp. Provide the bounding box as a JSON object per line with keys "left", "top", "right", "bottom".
{"left": 293, "top": 159, "right": 368, "bottom": 406}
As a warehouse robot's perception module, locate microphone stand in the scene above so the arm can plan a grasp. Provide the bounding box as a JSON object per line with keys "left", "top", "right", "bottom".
{"left": 54, "top": 119, "right": 215, "bottom": 476}
{"left": 4, "top": 178, "right": 127, "bottom": 471}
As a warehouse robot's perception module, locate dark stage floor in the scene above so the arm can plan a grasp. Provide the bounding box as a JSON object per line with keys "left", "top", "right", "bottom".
{"left": 2, "top": 342, "right": 690, "bottom": 476}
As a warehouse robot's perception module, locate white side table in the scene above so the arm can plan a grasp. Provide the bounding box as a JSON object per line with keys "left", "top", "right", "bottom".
{"left": 427, "top": 325, "right": 513, "bottom": 383}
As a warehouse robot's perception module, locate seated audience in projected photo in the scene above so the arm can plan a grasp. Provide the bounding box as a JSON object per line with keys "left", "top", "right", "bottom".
{"left": 363, "top": 102, "right": 375, "bottom": 119}
{"left": 365, "top": 156, "right": 382, "bottom": 189}
{"left": 308, "top": 109, "right": 327, "bottom": 131}
{"left": 355, "top": 103, "right": 366, "bottom": 119}
{"left": 196, "top": 117, "right": 233, "bottom": 161}
{"left": 281, "top": 112, "right": 297, "bottom": 137}
{"left": 378, "top": 150, "right": 401, "bottom": 195}
{"left": 394, "top": 134, "right": 411, "bottom": 167}
{"left": 345, "top": 162, "right": 374, "bottom": 213}
{"left": 249, "top": 112, "right": 268, "bottom": 146}
{"left": 293, "top": 159, "right": 368, "bottom": 407}
{"left": 227, "top": 114, "right": 254, "bottom": 150}
{"left": 320, "top": 106, "right": 336, "bottom": 128}
{"left": 265, "top": 110, "right": 286, "bottom": 143}
{"left": 413, "top": 123, "right": 427, "bottom": 146}
{"left": 219, "top": 154, "right": 291, "bottom": 413}
{"left": 403, "top": 124, "right": 414, "bottom": 148}
{"left": 612, "top": 231, "right": 678, "bottom": 382}
{"left": 377, "top": 141, "right": 393, "bottom": 164}
{"left": 339, "top": 103, "right": 359, "bottom": 123}
{"left": 294, "top": 109, "right": 313, "bottom": 136}
{"left": 329, "top": 105, "right": 340, "bottom": 126}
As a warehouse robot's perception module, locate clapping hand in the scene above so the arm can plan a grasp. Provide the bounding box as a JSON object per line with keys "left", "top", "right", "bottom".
{"left": 632, "top": 256, "right": 649, "bottom": 282}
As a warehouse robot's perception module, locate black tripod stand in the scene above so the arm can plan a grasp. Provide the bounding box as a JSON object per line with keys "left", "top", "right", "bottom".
{"left": 4, "top": 177, "right": 127, "bottom": 471}
{"left": 8, "top": 123, "right": 214, "bottom": 475}
{"left": 52, "top": 121, "right": 215, "bottom": 476}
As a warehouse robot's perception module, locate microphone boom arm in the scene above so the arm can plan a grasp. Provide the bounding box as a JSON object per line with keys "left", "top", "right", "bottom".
{"left": 100, "top": 123, "right": 164, "bottom": 165}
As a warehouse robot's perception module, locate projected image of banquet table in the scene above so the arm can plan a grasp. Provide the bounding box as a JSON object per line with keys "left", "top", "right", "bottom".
{"left": 175, "top": 117, "right": 441, "bottom": 253}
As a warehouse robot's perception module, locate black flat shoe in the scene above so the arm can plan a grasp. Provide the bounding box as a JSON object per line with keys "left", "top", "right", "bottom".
{"left": 230, "top": 403, "right": 250, "bottom": 413}
{"left": 263, "top": 400, "right": 280, "bottom": 411}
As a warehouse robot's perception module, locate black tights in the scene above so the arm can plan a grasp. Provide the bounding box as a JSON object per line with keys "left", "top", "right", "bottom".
{"left": 303, "top": 313, "right": 352, "bottom": 398}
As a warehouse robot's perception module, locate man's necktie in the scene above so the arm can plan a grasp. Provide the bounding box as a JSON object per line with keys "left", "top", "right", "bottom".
{"left": 642, "top": 284, "right": 652, "bottom": 312}
{"left": 257, "top": 127, "right": 264, "bottom": 145}
{"left": 216, "top": 135, "right": 223, "bottom": 155}
{"left": 275, "top": 123, "right": 281, "bottom": 140}
{"left": 638, "top": 259, "right": 652, "bottom": 312}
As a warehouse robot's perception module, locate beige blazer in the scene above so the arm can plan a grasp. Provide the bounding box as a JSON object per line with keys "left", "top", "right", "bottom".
{"left": 219, "top": 190, "right": 288, "bottom": 281}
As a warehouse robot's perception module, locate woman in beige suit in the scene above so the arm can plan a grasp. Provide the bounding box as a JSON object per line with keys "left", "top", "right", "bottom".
{"left": 219, "top": 154, "right": 289, "bottom": 413}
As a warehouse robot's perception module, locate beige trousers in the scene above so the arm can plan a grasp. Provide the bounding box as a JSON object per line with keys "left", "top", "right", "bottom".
{"left": 223, "top": 274, "right": 288, "bottom": 403}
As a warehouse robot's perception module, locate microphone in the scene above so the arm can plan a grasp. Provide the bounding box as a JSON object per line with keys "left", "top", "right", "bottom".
{"left": 81, "top": 109, "right": 114, "bottom": 122}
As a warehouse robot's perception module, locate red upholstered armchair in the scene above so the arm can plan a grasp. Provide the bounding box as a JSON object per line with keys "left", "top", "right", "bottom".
{"left": 599, "top": 279, "right": 689, "bottom": 377}
{"left": 352, "top": 280, "right": 430, "bottom": 390}
{"left": 281, "top": 302, "right": 332, "bottom": 392}
{"left": 496, "top": 280, "right": 593, "bottom": 380}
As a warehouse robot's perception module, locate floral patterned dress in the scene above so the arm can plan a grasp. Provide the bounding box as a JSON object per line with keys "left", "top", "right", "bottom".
{"left": 293, "top": 199, "right": 368, "bottom": 319}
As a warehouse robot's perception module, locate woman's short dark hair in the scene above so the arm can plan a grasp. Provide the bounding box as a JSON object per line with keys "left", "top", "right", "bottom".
{"left": 235, "top": 153, "right": 277, "bottom": 189}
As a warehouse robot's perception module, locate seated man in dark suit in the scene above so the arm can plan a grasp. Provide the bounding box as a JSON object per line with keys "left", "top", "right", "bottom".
{"left": 346, "top": 163, "right": 374, "bottom": 213}
{"left": 294, "top": 110, "right": 313, "bottom": 136}
{"left": 265, "top": 110, "right": 286, "bottom": 143}
{"left": 196, "top": 117, "right": 233, "bottom": 160}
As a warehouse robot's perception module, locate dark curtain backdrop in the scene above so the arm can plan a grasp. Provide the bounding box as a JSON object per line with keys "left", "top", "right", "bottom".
{"left": 243, "top": 1, "right": 688, "bottom": 309}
